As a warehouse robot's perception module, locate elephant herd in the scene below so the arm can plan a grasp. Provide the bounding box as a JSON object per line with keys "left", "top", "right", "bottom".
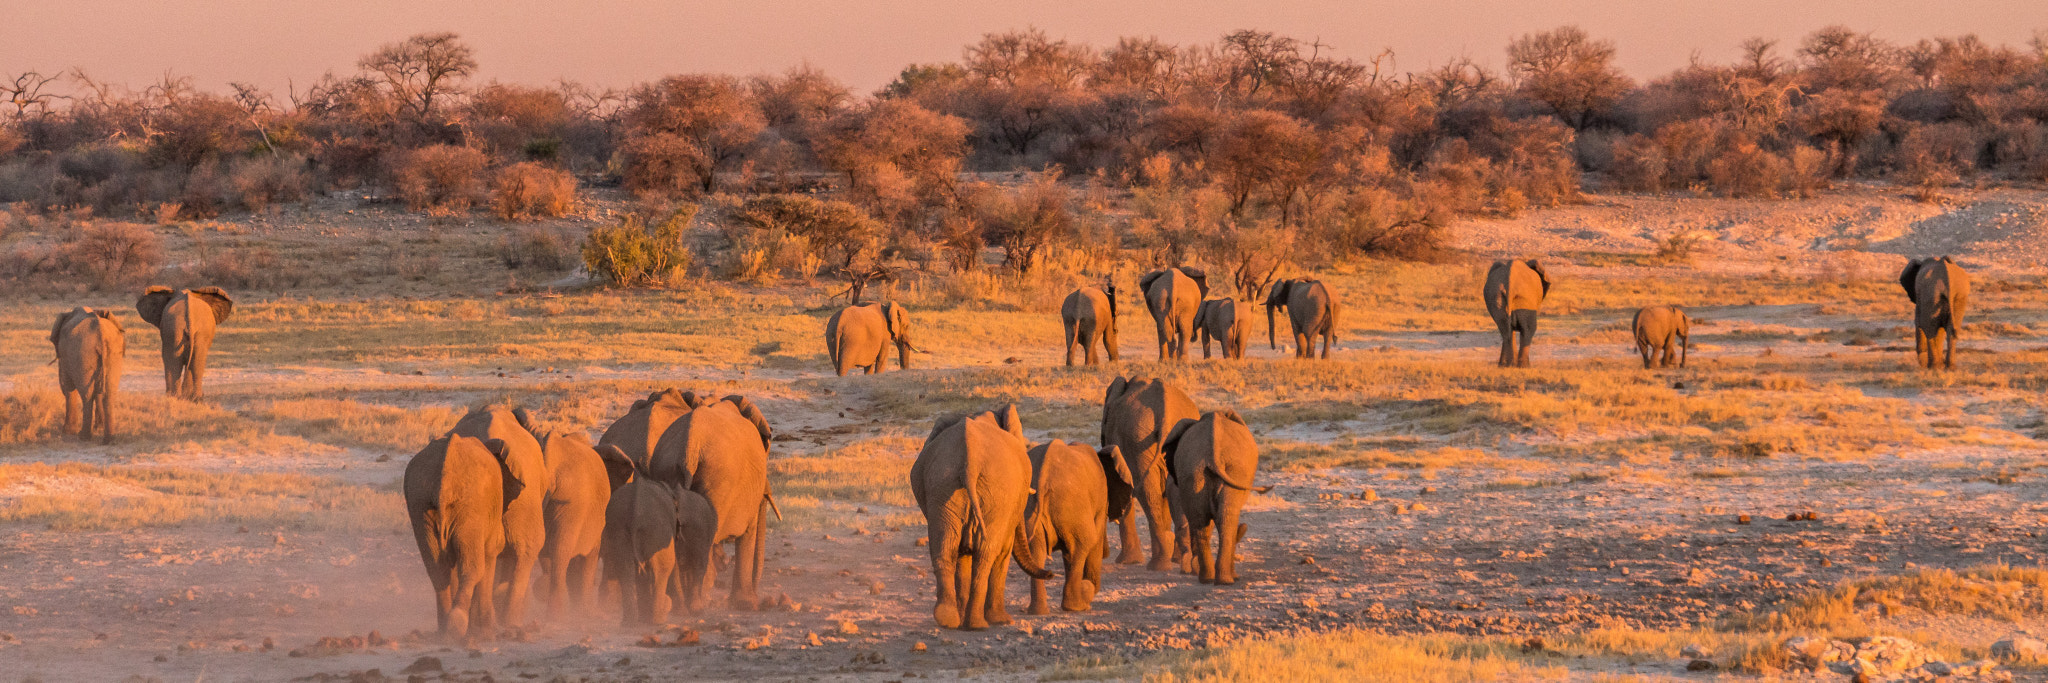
{"left": 47, "top": 286, "right": 235, "bottom": 443}
{"left": 402, "top": 391, "right": 775, "bottom": 641}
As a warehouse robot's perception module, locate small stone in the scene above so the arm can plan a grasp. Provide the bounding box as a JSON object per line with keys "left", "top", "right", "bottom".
{"left": 1737, "top": 514, "right": 1751, "bottom": 525}
{"left": 153, "top": 654, "right": 169, "bottom": 662}
{"left": 836, "top": 620, "right": 859, "bottom": 635}
{"left": 1992, "top": 635, "right": 2046, "bottom": 660}
{"left": 1686, "top": 659, "right": 1715, "bottom": 671}
{"left": 807, "top": 632, "right": 822, "bottom": 647}
{"left": 1421, "top": 487, "right": 1437, "bottom": 495}
{"left": 1521, "top": 637, "right": 1544, "bottom": 653}
{"left": 1359, "top": 489, "right": 1377, "bottom": 501}
{"left": 915, "top": 537, "right": 928, "bottom": 547}
{"left": 401, "top": 657, "right": 442, "bottom": 674}
{"left": 912, "top": 641, "right": 928, "bottom": 652}
{"left": 1681, "top": 644, "right": 1711, "bottom": 659}
{"left": 1409, "top": 502, "right": 1428, "bottom": 512}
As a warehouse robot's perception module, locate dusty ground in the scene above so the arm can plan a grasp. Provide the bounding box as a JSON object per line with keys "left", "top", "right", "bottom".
{"left": 6, "top": 184, "right": 2048, "bottom": 681}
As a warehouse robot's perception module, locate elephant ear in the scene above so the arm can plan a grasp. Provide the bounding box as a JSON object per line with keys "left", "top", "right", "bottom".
{"left": 135, "top": 286, "right": 174, "bottom": 329}
{"left": 1138, "top": 270, "right": 1166, "bottom": 294}
{"left": 928, "top": 412, "right": 968, "bottom": 441}
{"left": 1525, "top": 260, "right": 1552, "bottom": 299}
{"left": 995, "top": 404, "right": 1024, "bottom": 440}
{"left": 1098, "top": 445, "right": 1135, "bottom": 521}
{"left": 596, "top": 444, "right": 638, "bottom": 490}
{"left": 723, "top": 395, "right": 773, "bottom": 449}
{"left": 48, "top": 309, "right": 77, "bottom": 347}
{"left": 1104, "top": 375, "right": 1131, "bottom": 405}
{"left": 510, "top": 407, "right": 537, "bottom": 434}
{"left": 1216, "top": 408, "right": 1247, "bottom": 426}
{"left": 482, "top": 438, "right": 526, "bottom": 508}
{"left": 1264, "top": 279, "right": 1292, "bottom": 308}
{"left": 679, "top": 390, "right": 705, "bottom": 409}
{"left": 190, "top": 286, "right": 234, "bottom": 324}
{"left": 1180, "top": 267, "right": 1209, "bottom": 298}
{"left": 1161, "top": 417, "right": 1198, "bottom": 486}
{"left": 1899, "top": 259, "right": 1924, "bottom": 303}
{"left": 1103, "top": 281, "right": 1118, "bottom": 320}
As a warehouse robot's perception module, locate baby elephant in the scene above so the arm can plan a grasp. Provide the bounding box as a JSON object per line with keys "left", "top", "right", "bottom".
{"left": 1631, "top": 305, "right": 1690, "bottom": 369}
{"left": 1163, "top": 410, "right": 1267, "bottom": 585}
{"left": 1194, "top": 298, "right": 1247, "bottom": 360}
{"left": 597, "top": 445, "right": 716, "bottom": 625}
{"left": 1014, "top": 440, "right": 1134, "bottom": 614}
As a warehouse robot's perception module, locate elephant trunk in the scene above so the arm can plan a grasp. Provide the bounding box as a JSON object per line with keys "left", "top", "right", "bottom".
{"left": 1012, "top": 519, "right": 1056, "bottom": 580}
{"left": 895, "top": 337, "right": 914, "bottom": 370}
{"left": 1267, "top": 303, "right": 1278, "bottom": 350}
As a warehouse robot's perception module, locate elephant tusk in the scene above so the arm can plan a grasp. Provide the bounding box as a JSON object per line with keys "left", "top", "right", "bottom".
{"left": 764, "top": 493, "right": 783, "bottom": 522}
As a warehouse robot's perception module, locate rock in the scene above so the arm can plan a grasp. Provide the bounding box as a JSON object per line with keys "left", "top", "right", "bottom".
{"left": 1993, "top": 635, "right": 2046, "bottom": 661}
{"left": 1737, "top": 514, "right": 1752, "bottom": 525}
{"left": 1826, "top": 636, "right": 1931, "bottom": 676}
{"left": 1781, "top": 636, "right": 1855, "bottom": 670}
{"left": 1680, "top": 644, "right": 1711, "bottom": 659}
{"left": 912, "top": 641, "right": 928, "bottom": 652}
{"left": 836, "top": 620, "right": 859, "bottom": 635}
{"left": 1686, "top": 659, "right": 1715, "bottom": 671}
{"left": 400, "top": 657, "right": 442, "bottom": 674}
{"left": 1360, "top": 489, "right": 1377, "bottom": 501}
{"left": 806, "top": 632, "right": 822, "bottom": 647}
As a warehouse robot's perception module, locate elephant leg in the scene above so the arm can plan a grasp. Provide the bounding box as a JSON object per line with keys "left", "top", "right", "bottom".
{"left": 929, "top": 524, "right": 963, "bottom": 629}
{"left": 1320, "top": 329, "right": 1333, "bottom": 359}
{"left": 1114, "top": 507, "right": 1143, "bottom": 564}
{"left": 1913, "top": 328, "right": 1929, "bottom": 368}
{"left": 60, "top": 388, "right": 82, "bottom": 439}
{"left": 1062, "top": 542, "right": 1094, "bottom": 612}
{"left": 1943, "top": 325, "right": 1957, "bottom": 370}
{"left": 728, "top": 507, "right": 765, "bottom": 610}
{"left": 985, "top": 547, "right": 1014, "bottom": 626}
{"left": 501, "top": 548, "right": 538, "bottom": 628}
{"left": 1188, "top": 515, "right": 1215, "bottom": 583}
{"left": 1514, "top": 311, "right": 1537, "bottom": 368}
{"left": 573, "top": 553, "right": 600, "bottom": 615}
{"left": 1138, "top": 483, "right": 1177, "bottom": 571}
{"left": 1028, "top": 573, "right": 1051, "bottom": 615}
{"left": 188, "top": 350, "right": 207, "bottom": 400}
{"left": 540, "top": 553, "right": 567, "bottom": 620}
{"left": 432, "top": 560, "right": 455, "bottom": 636}
{"left": 467, "top": 553, "right": 499, "bottom": 643}
{"left": 962, "top": 552, "right": 995, "bottom": 630}
{"left": 651, "top": 555, "right": 676, "bottom": 625}
{"left": 447, "top": 567, "right": 476, "bottom": 641}
{"left": 1064, "top": 319, "right": 1080, "bottom": 367}
{"left": 1497, "top": 322, "right": 1515, "bottom": 367}
{"left": 1661, "top": 334, "right": 1678, "bottom": 368}
{"left": 1217, "top": 503, "right": 1245, "bottom": 586}
{"left": 610, "top": 566, "right": 634, "bottom": 627}
{"left": 1293, "top": 332, "right": 1309, "bottom": 359}
{"left": 1155, "top": 318, "right": 1170, "bottom": 361}
{"left": 1105, "top": 327, "right": 1119, "bottom": 362}
{"left": 868, "top": 346, "right": 888, "bottom": 375}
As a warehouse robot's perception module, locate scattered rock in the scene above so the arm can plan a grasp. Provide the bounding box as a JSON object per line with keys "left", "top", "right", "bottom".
{"left": 1686, "top": 659, "right": 1715, "bottom": 671}
{"left": 400, "top": 656, "right": 442, "bottom": 674}
{"left": 1992, "top": 635, "right": 2046, "bottom": 661}
{"left": 1681, "top": 644, "right": 1711, "bottom": 659}
{"left": 1521, "top": 637, "right": 1544, "bottom": 653}
{"left": 835, "top": 620, "right": 859, "bottom": 635}
{"left": 1737, "top": 514, "right": 1752, "bottom": 525}
{"left": 806, "top": 632, "right": 823, "bottom": 647}
{"left": 912, "top": 641, "right": 928, "bottom": 652}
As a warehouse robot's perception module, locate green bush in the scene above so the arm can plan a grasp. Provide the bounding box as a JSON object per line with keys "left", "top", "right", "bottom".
{"left": 582, "top": 206, "right": 697, "bottom": 287}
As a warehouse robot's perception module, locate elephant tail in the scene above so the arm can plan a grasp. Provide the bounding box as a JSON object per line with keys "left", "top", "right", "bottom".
{"left": 1206, "top": 464, "right": 1272, "bottom": 493}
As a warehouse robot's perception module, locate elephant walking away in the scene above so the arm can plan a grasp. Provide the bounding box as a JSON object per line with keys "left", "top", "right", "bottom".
{"left": 1484, "top": 260, "right": 1551, "bottom": 367}
{"left": 826, "top": 302, "right": 916, "bottom": 376}
{"left": 594, "top": 445, "right": 716, "bottom": 626}
{"left": 1140, "top": 267, "right": 1208, "bottom": 361}
{"left": 1194, "top": 298, "right": 1247, "bottom": 360}
{"left": 910, "top": 405, "right": 1041, "bottom": 630}
{"left": 135, "top": 286, "right": 233, "bottom": 399}
{"left": 1061, "top": 283, "right": 1119, "bottom": 366}
{"left": 536, "top": 430, "right": 610, "bottom": 619}
{"left": 1102, "top": 375, "right": 1201, "bottom": 570}
{"left": 1265, "top": 279, "right": 1339, "bottom": 359}
{"left": 1015, "top": 440, "right": 1133, "bottom": 614}
{"left": 646, "top": 394, "right": 777, "bottom": 611}
{"left": 404, "top": 435, "right": 519, "bottom": 642}
{"left": 1163, "top": 410, "right": 1267, "bottom": 585}
{"left": 1632, "top": 305, "right": 1690, "bottom": 369}
{"left": 1900, "top": 256, "right": 1970, "bottom": 370}
{"left": 599, "top": 389, "right": 698, "bottom": 470}
{"left": 448, "top": 405, "right": 550, "bottom": 628}
{"left": 50, "top": 308, "right": 125, "bottom": 443}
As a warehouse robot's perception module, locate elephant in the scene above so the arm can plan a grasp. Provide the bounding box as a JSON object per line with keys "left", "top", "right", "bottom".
{"left": 404, "top": 434, "right": 520, "bottom": 642}
{"left": 1900, "top": 256, "right": 1970, "bottom": 370}
{"left": 646, "top": 393, "right": 776, "bottom": 611}
{"left": 1060, "top": 284, "right": 1120, "bottom": 366}
{"left": 135, "top": 286, "right": 233, "bottom": 400}
{"left": 1632, "top": 305, "right": 1690, "bottom": 369}
{"left": 1194, "top": 298, "right": 1248, "bottom": 360}
{"left": 1162, "top": 410, "right": 1267, "bottom": 585}
{"left": 594, "top": 445, "right": 716, "bottom": 626}
{"left": 50, "top": 308, "right": 125, "bottom": 443}
{"left": 1014, "top": 440, "right": 1133, "bottom": 614}
{"left": 825, "top": 301, "right": 916, "bottom": 376}
{"left": 1483, "top": 259, "right": 1551, "bottom": 367}
{"left": 1139, "top": 267, "right": 1208, "bottom": 361}
{"left": 599, "top": 389, "right": 699, "bottom": 470}
{"left": 535, "top": 430, "right": 610, "bottom": 619}
{"left": 447, "top": 404, "right": 550, "bottom": 628}
{"left": 1265, "top": 279, "right": 1340, "bottom": 359}
{"left": 909, "top": 405, "right": 1044, "bottom": 630}
{"left": 1101, "top": 374, "right": 1201, "bottom": 571}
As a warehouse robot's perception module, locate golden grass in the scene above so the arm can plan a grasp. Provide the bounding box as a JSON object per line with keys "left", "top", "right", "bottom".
{"left": 0, "top": 462, "right": 401, "bottom": 531}
{"left": 245, "top": 398, "right": 463, "bottom": 452}
{"left": 768, "top": 436, "right": 922, "bottom": 532}
{"left": 1049, "top": 629, "right": 1569, "bottom": 682}
{"left": 1731, "top": 564, "right": 2048, "bottom": 632}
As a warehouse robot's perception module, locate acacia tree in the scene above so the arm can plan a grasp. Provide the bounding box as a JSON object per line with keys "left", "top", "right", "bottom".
{"left": 624, "top": 75, "right": 766, "bottom": 193}
{"left": 812, "top": 99, "right": 970, "bottom": 222}
{"left": 358, "top": 32, "right": 476, "bottom": 124}
{"left": 1208, "top": 110, "right": 1322, "bottom": 217}
{"left": 1506, "top": 26, "right": 1632, "bottom": 130}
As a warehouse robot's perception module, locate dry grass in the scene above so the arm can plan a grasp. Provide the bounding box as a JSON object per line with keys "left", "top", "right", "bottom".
{"left": 244, "top": 398, "right": 463, "bottom": 452}
{"left": 1731, "top": 564, "right": 2048, "bottom": 633}
{"left": 0, "top": 462, "right": 400, "bottom": 531}
{"left": 768, "top": 435, "right": 923, "bottom": 532}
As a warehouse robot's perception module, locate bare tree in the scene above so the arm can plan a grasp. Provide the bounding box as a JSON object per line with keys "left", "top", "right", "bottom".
{"left": 3, "top": 71, "right": 64, "bottom": 118}
{"left": 1507, "top": 26, "right": 1632, "bottom": 130}
{"left": 359, "top": 32, "right": 477, "bottom": 122}
{"left": 624, "top": 75, "right": 766, "bottom": 192}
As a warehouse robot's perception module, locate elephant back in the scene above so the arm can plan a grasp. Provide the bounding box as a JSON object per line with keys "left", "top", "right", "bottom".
{"left": 450, "top": 405, "right": 548, "bottom": 506}
{"left": 600, "top": 389, "right": 699, "bottom": 470}
{"left": 649, "top": 398, "right": 770, "bottom": 540}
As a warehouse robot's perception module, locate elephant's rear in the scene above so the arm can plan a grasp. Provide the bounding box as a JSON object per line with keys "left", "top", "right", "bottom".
{"left": 54, "top": 310, "right": 124, "bottom": 440}
{"left": 405, "top": 436, "right": 508, "bottom": 639}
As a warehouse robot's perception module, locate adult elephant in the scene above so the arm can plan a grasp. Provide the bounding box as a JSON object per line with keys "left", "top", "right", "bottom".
{"left": 1265, "top": 279, "right": 1339, "bottom": 359}
{"left": 1060, "top": 283, "right": 1119, "bottom": 366}
{"left": 598, "top": 389, "right": 699, "bottom": 470}
{"left": 404, "top": 435, "right": 519, "bottom": 643}
{"left": 825, "top": 301, "right": 916, "bottom": 376}
{"left": 1194, "top": 298, "right": 1247, "bottom": 360}
{"left": 910, "top": 405, "right": 1043, "bottom": 630}
{"left": 50, "top": 308, "right": 126, "bottom": 443}
{"left": 1632, "top": 305, "right": 1691, "bottom": 369}
{"left": 1014, "top": 440, "right": 1132, "bottom": 614}
{"left": 535, "top": 430, "right": 609, "bottom": 619}
{"left": 1140, "top": 267, "right": 1208, "bottom": 361}
{"left": 646, "top": 394, "right": 776, "bottom": 611}
{"left": 1900, "top": 256, "right": 1970, "bottom": 370}
{"left": 1483, "top": 259, "right": 1551, "bottom": 368}
{"left": 135, "top": 286, "right": 233, "bottom": 400}
{"left": 447, "top": 405, "right": 550, "bottom": 628}
{"left": 1102, "top": 375, "right": 1200, "bottom": 571}
{"left": 1163, "top": 410, "right": 1267, "bottom": 585}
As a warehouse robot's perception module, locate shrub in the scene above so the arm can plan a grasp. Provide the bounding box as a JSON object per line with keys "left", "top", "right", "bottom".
{"left": 729, "top": 194, "right": 881, "bottom": 270}
{"left": 1706, "top": 141, "right": 1787, "bottom": 198}
{"left": 500, "top": 226, "right": 576, "bottom": 271}
{"left": 393, "top": 145, "right": 488, "bottom": 214}
{"left": 620, "top": 133, "right": 706, "bottom": 199}
{"left": 490, "top": 162, "right": 577, "bottom": 221}
{"left": 968, "top": 171, "right": 1078, "bottom": 273}
{"left": 583, "top": 206, "right": 698, "bottom": 287}
{"left": 1608, "top": 134, "right": 1668, "bottom": 192}
{"left": 1784, "top": 146, "right": 1832, "bottom": 198}
{"left": 229, "top": 156, "right": 311, "bottom": 212}
{"left": 60, "top": 221, "right": 164, "bottom": 289}
{"left": 197, "top": 246, "right": 302, "bottom": 290}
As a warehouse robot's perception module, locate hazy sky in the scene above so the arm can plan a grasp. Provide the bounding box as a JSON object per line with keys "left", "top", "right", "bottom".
{"left": 3, "top": 0, "right": 2043, "bottom": 95}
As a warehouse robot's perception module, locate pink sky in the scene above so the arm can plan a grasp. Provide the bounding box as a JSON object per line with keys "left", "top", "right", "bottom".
{"left": 3, "top": 0, "right": 2042, "bottom": 95}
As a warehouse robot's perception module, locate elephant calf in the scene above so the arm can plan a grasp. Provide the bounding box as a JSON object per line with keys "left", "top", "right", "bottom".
{"left": 1632, "top": 305, "right": 1690, "bottom": 369}
{"left": 404, "top": 435, "right": 519, "bottom": 642}
{"left": 596, "top": 445, "right": 715, "bottom": 626}
{"left": 1900, "top": 256, "right": 1970, "bottom": 370}
{"left": 910, "top": 405, "right": 1041, "bottom": 630}
{"left": 50, "top": 307, "right": 125, "bottom": 443}
{"left": 1060, "top": 284, "right": 1119, "bottom": 366}
{"left": 1164, "top": 410, "right": 1266, "bottom": 585}
{"left": 1016, "top": 440, "right": 1133, "bottom": 614}
{"left": 1194, "top": 298, "right": 1247, "bottom": 360}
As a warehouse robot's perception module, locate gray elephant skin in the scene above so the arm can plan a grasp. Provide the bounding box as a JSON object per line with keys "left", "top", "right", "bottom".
{"left": 1015, "top": 440, "right": 1133, "bottom": 614}
{"left": 448, "top": 404, "right": 550, "bottom": 628}
{"left": 595, "top": 444, "right": 716, "bottom": 625}
{"left": 1484, "top": 259, "right": 1551, "bottom": 367}
{"left": 646, "top": 392, "right": 777, "bottom": 611}
{"left": 1632, "top": 305, "right": 1690, "bottom": 369}
{"left": 536, "top": 430, "right": 610, "bottom": 618}
{"left": 1195, "top": 297, "right": 1248, "bottom": 360}
{"left": 50, "top": 307, "right": 126, "bottom": 443}
{"left": 135, "top": 286, "right": 233, "bottom": 399}
{"left": 1102, "top": 374, "right": 1200, "bottom": 570}
{"left": 1265, "top": 279, "right": 1339, "bottom": 359}
{"left": 910, "top": 405, "right": 1042, "bottom": 630}
{"left": 1163, "top": 410, "right": 1266, "bottom": 585}
{"left": 1900, "top": 256, "right": 1970, "bottom": 370}
{"left": 826, "top": 301, "right": 915, "bottom": 376}
{"left": 1060, "top": 284, "right": 1120, "bottom": 366}
{"left": 599, "top": 389, "right": 697, "bottom": 470}
{"left": 404, "top": 434, "right": 519, "bottom": 642}
{"left": 1140, "top": 267, "right": 1208, "bottom": 361}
